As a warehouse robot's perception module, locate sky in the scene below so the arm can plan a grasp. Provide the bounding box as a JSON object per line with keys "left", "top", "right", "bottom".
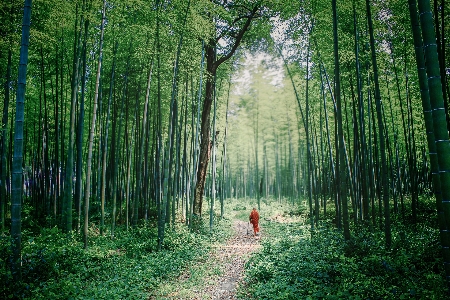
{"left": 232, "top": 51, "right": 285, "bottom": 96}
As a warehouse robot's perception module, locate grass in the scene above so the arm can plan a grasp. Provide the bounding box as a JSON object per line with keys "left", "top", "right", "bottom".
{"left": 150, "top": 197, "right": 286, "bottom": 299}
{"left": 5, "top": 196, "right": 442, "bottom": 299}
{"left": 150, "top": 253, "right": 223, "bottom": 299}
{"left": 0, "top": 197, "right": 279, "bottom": 299}
{"left": 0, "top": 202, "right": 233, "bottom": 300}
{"left": 238, "top": 196, "right": 448, "bottom": 299}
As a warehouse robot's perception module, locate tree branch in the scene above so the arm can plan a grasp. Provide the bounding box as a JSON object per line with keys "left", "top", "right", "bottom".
{"left": 214, "top": 5, "right": 259, "bottom": 69}
{"left": 215, "top": 14, "right": 253, "bottom": 42}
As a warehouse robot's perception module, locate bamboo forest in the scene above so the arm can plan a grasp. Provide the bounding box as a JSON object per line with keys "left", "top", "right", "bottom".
{"left": 1, "top": 0, "right": 450, "bottom": 298}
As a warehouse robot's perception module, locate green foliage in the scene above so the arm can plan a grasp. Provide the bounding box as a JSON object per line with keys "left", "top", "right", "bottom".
{"left": 0, "top": 218, "right": 231, "bottom": 299}
{"left": 239, "top": 204, "right": 447, "bottom": 299}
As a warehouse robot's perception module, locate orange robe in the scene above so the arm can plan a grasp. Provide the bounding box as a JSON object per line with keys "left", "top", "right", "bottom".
{"left": 249, "top": 210, "right": 260, "bottom": 233}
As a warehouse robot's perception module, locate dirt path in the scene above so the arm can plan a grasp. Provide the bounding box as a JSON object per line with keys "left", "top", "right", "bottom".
{"left": 153, "top": 220, "right": 261, "bottom": 299}
{"left": 200, "top": 220, "right": 261, "bottom": 299}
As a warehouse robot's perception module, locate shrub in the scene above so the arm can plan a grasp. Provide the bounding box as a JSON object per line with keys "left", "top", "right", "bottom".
{"left": 1, "top": 217, "right": 230, "bottom": 299}
{"left": 239, "top": 210, "right": 447, "bottom": 299}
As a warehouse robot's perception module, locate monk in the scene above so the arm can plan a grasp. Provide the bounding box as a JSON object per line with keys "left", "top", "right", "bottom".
{"left": 249, "top": 207, "right": 260, "bottom": 237}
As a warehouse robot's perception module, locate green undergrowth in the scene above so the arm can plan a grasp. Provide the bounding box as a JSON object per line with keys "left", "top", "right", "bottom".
{"left": 150, "top": 197, "right": 290, "bottom": 299}
{"left": 1, "top": 215, "right": 232, "bottom": 299}
{"left": 149, "top": 246, "right": 223, "bottom": 299}
{"left": 238, "top": 197, "right": 447, "bottom": 299}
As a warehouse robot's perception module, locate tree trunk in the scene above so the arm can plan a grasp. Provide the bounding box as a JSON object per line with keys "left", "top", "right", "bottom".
{"left": 111, "top": 44, "right": 131, "bottom": 237}
{"left": 84, "top": 0, "right": 105, "bottom": 248}
{"left": 135, "top": 55, "right": 154, "bottom": 226}
{"left": 77, "top": 14, "right": 89, "bottom": 236}
{"left": 193, "top": 5, "right": 258, "bottom": 216}
{"left": 221, "top": 79, "right": 231, "bottom": 218}
{"left": 193, "top": 43, "right": 215, "bottom": 217}
{"left": 100, "top": 41, "right": 117, "bottom": 235}
{"left": 11, "top": 0, "right": 32, "bottom": 282}
{"left": 366, "top": 0, "right": 391, "bottom": 248}
{"left": 158, "top": 0, "right": 190, "bottom": 248}
{"left": 433, "top": 0, "right": 449, "bottom": 132}
{"left": 332, "top": 0, "right": 350, "bottom": 240}
{"left": 416, "top": 0, "right": 450, "bottom": 288}
{"left": 63, "top": 3, "right": 82, "bottom": 233}
{"left": 353, "top": 1, "right": 369, "bottom": 221}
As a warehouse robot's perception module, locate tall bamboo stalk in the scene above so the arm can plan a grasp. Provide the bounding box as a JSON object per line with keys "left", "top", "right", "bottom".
{"left": 84, "top": 0, "right": 106, "bottom": 248}
{"left": 135, "top": 54, "right": 154, "bottom": 226}
{"left": 332, "top": 0, "right": 350, "bottom": 240}
{"left": 111, "top": 43, "right": 131, "bottom": 237}
{"left": 158, "top": 0, "right": 190, "bottom": 249}
{"left": 366, "top": 0, "right": 391, "bottom": 247}
{"left": 416, "top": 0, "right": 450, "bottom": 288}
{"left": 11, "top": 0, "right": 32, "bottom": 282}
{"left": 77, "top": 10, "right": 89, "bottom": 235}
{"left": 100, "top": 41, "right": 118, "bottom": 235}
{"left": 63, "top": 2, "right": 83, "bottom": 233}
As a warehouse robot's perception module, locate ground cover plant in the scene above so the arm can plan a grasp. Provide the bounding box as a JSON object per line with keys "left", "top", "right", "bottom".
{"left": 239, "top": 197, "right": 447, "bottom": 299}
{"left": 1, "top": 214, "right": 233, "bottom": 299}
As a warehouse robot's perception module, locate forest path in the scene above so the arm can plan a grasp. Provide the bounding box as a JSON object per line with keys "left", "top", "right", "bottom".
{"left": 197, "top": 219, "right": 261, "bottom": 299}
{"left": 151, "top": 219, "right": 261, "bottom": 299}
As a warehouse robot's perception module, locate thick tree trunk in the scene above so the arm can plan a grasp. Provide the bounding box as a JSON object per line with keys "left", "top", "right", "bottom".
{"left": 190, "top": 51, "right": 204, "bottom": 225}
{"left": 11, "top": 0, "right": 32, "bottom": 282}
{"left": 193, "top": 5, "right": 258, "bottom": 217}
{"left": 193, "top": 43, "right": 215, "bottom": 217}
{"left": 416, "top": 0, "right": 450, "bottom": 289}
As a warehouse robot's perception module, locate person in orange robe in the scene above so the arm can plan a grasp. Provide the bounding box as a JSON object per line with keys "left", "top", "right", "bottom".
{"left": 249, "top": 207, "right": 260, "bottom": 236}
